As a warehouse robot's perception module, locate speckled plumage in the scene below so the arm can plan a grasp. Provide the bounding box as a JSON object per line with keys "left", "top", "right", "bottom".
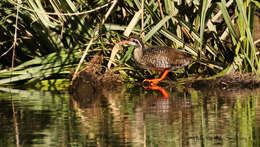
{"left": 129, "top": 37, "right": 194, "bottom": 71}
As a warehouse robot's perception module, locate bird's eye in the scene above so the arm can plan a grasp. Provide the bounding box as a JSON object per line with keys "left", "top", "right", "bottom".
{"left": 133, "top": 39, "right": 139, "bottom": 44}
{"left": 129, "top": 38, "right": 141, "bottom": 46}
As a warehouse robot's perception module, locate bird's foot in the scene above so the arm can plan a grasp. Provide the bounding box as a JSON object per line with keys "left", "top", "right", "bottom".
{"left": 143, "top": 69, "right": 170, "bottom": 86}
{"left": 143, "top": 78, "right": 161, "bottom": 86}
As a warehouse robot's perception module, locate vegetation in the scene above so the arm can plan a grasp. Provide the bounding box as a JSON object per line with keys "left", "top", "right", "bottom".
{"left": 0, "top": 0, "right": 259, "bottom": 88}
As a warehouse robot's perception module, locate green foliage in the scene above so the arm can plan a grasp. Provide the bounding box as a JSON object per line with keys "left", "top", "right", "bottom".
{"left": 0, "top": 0, "right": 259, "bottom": 86}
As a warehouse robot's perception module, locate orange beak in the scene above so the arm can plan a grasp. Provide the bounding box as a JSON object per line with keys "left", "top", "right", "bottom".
{"left": 117, "top": 40, "right": 129, "bottom": 45}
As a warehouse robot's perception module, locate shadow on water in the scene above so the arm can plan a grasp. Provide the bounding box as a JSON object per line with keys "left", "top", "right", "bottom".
{"left": 68, "top": 70, "right": 260, "bottom": 147}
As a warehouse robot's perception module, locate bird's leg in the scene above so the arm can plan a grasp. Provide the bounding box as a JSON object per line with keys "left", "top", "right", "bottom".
{"left": 143, "top": 69, "right": 170, "bottom": 85}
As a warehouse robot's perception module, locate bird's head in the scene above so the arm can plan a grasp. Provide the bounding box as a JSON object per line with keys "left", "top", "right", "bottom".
{"left": 117, "top": 37, "right": 143, "bottom": 48}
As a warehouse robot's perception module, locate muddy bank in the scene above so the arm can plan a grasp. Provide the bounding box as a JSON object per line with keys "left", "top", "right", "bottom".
{"left": 69, "top": 54, "right": 124, "bottom": 107}
{"left": 70, "top": 54, "right": 123, "bottom": 89}
{"left": 189, "top": 73, "right": 260, "bottom": 90}
{"left": 69, "top": 54, "right": 260, "bottom": 96}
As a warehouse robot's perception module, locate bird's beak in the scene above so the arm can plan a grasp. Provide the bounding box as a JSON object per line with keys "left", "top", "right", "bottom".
{"left": 117, "top": 40, "right": 129, "bottom": 45}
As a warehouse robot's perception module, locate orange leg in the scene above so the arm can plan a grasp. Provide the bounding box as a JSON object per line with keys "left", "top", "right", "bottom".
{"left": 143, "top": 69, "right": 170, "bottom": 85}
{"left": 144, "top": 85, "right": 169, "bottom": 98}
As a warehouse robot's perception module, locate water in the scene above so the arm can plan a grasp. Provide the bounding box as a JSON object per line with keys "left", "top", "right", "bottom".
{"left": 0, "top": 84, "right": 260, "bottom": 147}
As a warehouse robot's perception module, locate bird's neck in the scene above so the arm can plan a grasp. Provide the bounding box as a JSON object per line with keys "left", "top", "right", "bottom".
{"left": 133, "top": 46, "right": 143, "bottom": 63}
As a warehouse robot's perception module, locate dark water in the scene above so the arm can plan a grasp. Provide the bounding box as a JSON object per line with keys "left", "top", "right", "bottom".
{"left": 0, "top": 84, "right": 260, "bottom": 147}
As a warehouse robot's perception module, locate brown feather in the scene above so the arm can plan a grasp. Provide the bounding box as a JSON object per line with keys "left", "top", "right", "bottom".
{"left": 119, "top": 37, "right": 194, "bottom": 71}
{"left": 136, "top": 46, "right": 194, "bottom": 71}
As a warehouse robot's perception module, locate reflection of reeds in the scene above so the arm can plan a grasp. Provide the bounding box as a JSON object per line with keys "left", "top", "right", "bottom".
{"left": 11, "top": 96, "right": 20, "bottom": 146}
{"left": 70, "top": 78, "right": 260, "bottom": 146}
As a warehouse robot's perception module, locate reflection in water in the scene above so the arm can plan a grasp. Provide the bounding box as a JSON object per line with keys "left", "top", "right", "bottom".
{"left": 0, "top": 88, "right": 70, "bottom": 147}
{"left": 69, "top": 78, "right": 260, "bottom": 147}
{"left": 144, "top": 85, "right": 169, "bottom": 98}
{"left": 0, "top": 83, "right": 260, "bottom": 146}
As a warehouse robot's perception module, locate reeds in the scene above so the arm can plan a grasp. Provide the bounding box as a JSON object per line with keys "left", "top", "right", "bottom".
{"left": 0, "top": 0, "right": 259, "bottom": 86}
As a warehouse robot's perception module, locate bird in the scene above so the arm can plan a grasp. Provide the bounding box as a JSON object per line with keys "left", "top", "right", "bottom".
{"left": 117, "top": 37, "right": 194, "bottom": 85}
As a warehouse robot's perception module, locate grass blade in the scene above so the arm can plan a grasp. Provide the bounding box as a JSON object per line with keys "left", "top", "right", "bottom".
{"left": 143, "top": 15, "right": 172, "bottom": 42}
{"left": 200, "top": 0, "right": 210, "bottom": 49}
{"left": 218, "top": 0, "right": 239, "bottom": 42}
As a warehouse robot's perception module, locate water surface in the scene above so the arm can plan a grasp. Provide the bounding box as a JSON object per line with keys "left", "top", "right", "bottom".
{"left": 0, "top": 84, "right": 260, "bottom": 146}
